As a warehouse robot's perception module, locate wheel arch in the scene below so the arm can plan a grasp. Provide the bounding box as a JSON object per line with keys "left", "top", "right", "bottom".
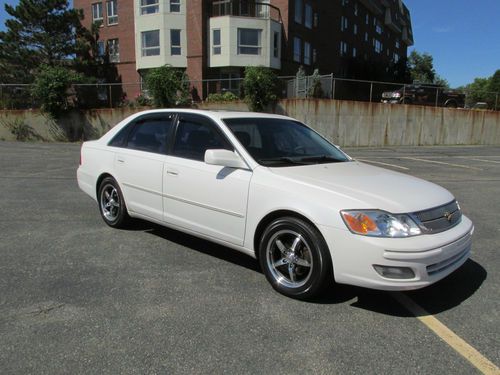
{"left": 96, "top": 172, "right": 115, "bottom": 198}
{"left": 253, "top": 210, "right": 324, "bottom": 260}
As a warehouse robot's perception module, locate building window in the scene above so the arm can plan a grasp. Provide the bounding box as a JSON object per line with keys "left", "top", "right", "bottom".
{"left": 313, "top": 12, "right": 319, "bottom": 27}
{"left": 107, "top": 38, "right": 119, "bottom": 62}
{"left": 107, "top": 0, "right": 118, "bottom": 25}
{"left": 312, "top": 48, "right": 317, "bottom": 63}
{"left": 395, "top": 40, "right": 400, "bottom": 49}
{"left": 273, "top": 31, "right": 279, "bottom": 58}
{"left": 237, "top": 28, "right": 261, "bottom": 55}
{"left": 294, "top": 0, "right": 302, "bottom": 24}
{"left": 364, "top": 32, "right": 368, "bottom": 42}
{"left": 293, "top": 37, "right": 301, "bottom": 62}
{"left": 353, "top": 47, "right": 357, "bottom": 57}
{"left": 354, "top": 2, "right": 358, "bottom": 16}
{"left": 141, "top": 30, "right": 160, "bottom": 56}
{"left": 394, "top": 53, "right": 400, "bottom": 63}
{"left": 304, "top": 42, "right": 311, "bottom": 65}
{"left": 304, "top": 3, "right": 312, "bottom": 29}
{"left": 97, "top": 41, "right": 105, "bottom": 57}
{"left": 170, "top": 0, "right": 180, "bottom": 12}
{"left": 341, "top": 0, "right": 348, "bottom": 6}
{"left": 374, "top": 39, "right": 382, "bottom": 53}
{"left": 170, "top": 29, "right": 181, "bottom": 55}
{"left": 140, "top": 0, "right": 159, "bottom": 15}
{"left": 341, "top": 16, "right": 348, "bottom": 31}
{"left": 375, "top": 20, "right": 383, "bottom": 34}
{"left": 212, "top": 29, "right": 221, "bottom": 55}
{"left": 365, "top": 14, "right": 369, "bottom": 25}
{"left": 91, "top": 3, "right": 103, "bottom": 25}
{"left": 354, "top": 24, "right": 358, "bottom": 35}
{"left": 340, "top": 41, "right": 347, "bottom": 56}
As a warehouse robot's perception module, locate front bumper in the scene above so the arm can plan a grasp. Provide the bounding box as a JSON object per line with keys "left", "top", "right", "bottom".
{"left": 319, "top": 215, "right": 474, "bottom": 290}
{"left": 381, "top": 99, "right": 401, "bottom": 104}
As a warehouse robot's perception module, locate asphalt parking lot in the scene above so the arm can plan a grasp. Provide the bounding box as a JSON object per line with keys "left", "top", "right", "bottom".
{"left": 0, "top": 141, "right": 499, "bottom": 374}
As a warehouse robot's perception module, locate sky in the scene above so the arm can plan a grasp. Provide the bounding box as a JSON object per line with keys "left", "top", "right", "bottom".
{"left": 0, "top": 0, "right": 499, "bottom": 87}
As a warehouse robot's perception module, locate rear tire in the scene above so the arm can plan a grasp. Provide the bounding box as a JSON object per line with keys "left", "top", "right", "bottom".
{"left": 97, "top": 177, "right": 130, "bottom": 228}
{"left": 258, "top": 217, "right": 332, "bottom": 299}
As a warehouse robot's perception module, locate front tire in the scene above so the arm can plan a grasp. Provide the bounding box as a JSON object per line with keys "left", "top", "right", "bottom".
{"left": 98, "top": 177, "right": 130, "bottom": 228}
{"left": 258, "top": 217, "right": 332, "bottom": 299}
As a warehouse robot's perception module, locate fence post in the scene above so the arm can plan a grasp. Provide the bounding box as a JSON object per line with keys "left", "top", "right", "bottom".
{"left": 496, "top": 93, "right": 499, "bottom": 111}
{"left": 369, "top": 82, "right": 373, "bottom": 103}
{"left": 435, "top": 87, "right": 439, "bottom": 107}
{"left": 332, "top": 75, "right": 336, "bottom": 100}
{"left": 108, "top": 84, "right": 112, "bottom": 108}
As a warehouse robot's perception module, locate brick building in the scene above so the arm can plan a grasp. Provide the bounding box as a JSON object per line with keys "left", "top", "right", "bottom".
{"left": 75, "top": 0, "right": 413, "bottom": 99}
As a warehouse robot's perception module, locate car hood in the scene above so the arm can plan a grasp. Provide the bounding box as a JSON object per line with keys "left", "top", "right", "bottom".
{"left": 268, "top": 161, "right": 454, "bottom": 214}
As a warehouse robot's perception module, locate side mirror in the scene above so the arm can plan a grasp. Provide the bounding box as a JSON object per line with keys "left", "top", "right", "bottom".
{"left": 204, "top": 149, "right": 248, "bottom": 169}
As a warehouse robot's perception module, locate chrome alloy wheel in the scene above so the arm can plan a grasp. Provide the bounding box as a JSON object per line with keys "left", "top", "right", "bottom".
{"left": 100, "top": 183, "right": 120, "bottom": 222}
{"left": 266, "top": 229, "right": 314, "bottom": 288}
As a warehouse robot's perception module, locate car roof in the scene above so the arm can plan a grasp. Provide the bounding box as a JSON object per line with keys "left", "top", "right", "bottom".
{"left": 131, "top": 108, "right": 294, "bottom": 122}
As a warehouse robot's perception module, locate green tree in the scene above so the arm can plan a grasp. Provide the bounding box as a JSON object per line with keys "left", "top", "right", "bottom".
{"left": 0, "top": 0, "right": 86, "bottom": 83}
{"left": 144, "top": 65, "right": 190, "bottom": 108}
{"left": 243, "top": 66, "right": 278, "bottom": 112}
{"left": 32, "top": 65, "right": 84, "bottom": 118}
{"left": 407, "top": 51, "right": 436, "bottom": 84}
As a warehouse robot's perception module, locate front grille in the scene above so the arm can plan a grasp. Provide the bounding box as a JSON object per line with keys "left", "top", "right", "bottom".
{"left": 412, "top": 200, "right": 462, "bottom": 234}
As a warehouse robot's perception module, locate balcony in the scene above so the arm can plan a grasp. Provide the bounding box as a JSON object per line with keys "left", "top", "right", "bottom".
{"left": 210, "top": 1, "right": 282, "bottom": 23}
{"left": 384, "top": 8, "right": 402, "bottom": 33}
{"left": 358, "top": 0, "right": 383, "bottom": 16}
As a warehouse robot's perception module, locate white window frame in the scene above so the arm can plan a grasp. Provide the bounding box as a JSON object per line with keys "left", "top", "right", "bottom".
{"left": 170, "top": 29, "right": 181, "bottom": 55}
{"left": 141, "top": 30, "right": 160, "bottom": 57}
{"left": 107, "top": 38, "right": 119, "bottom": 62}
{"left": 92, "top": 3, "right": 103, "bottom": 25}
{"left": 107, "top": 0, "right": 118, "bottom": 25}
{"left": 212, "top": 29, "right": 221, "bottom": 55}
{"left": 140, "top": 0, "right": 159, "bottom": 15}
{"left": 237, "top": 28, "right": 261, "bottom": 55}
{"left": 170, "top": 0, "right": 180, "bottom": 12}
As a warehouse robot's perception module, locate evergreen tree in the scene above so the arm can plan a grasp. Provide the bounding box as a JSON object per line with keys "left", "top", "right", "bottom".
{"left": 0, "top": 0, "right": 86, "bottom": 83}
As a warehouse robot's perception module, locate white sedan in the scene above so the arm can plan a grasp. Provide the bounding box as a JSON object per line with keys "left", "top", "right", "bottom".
{"left": 77, "top": 109, "right": 474, "bottom": 299}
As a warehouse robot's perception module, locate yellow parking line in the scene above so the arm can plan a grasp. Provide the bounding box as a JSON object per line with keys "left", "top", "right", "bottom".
{"left": 392, "top": 292, "right": 500, "bottom": 375}
{"left": 401, "top": 157, "right": 483, "bottom": 171}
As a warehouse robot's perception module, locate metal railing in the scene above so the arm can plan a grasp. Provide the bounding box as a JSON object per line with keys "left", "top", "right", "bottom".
{"left": 211, "top": 1, "right": 282, "bottom": 22}
{"left": 1, "top": 77, "right": 498, "bottom": 111}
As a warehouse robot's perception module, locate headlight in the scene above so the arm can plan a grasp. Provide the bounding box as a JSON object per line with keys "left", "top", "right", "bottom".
{"left": 340, "top": 210, "right": 421, "bottom": 237}
{"left": 392, "top": 92, "right": 401, "bottom": 98}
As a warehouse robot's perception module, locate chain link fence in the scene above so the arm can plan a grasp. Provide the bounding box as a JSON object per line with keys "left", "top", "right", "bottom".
{"left": 1, "top": 77, "right": 498, "bottom": 111}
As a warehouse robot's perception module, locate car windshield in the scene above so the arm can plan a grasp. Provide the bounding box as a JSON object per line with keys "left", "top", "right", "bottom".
{"left": 223, "top": 118, "right": 350, "bottom": 167}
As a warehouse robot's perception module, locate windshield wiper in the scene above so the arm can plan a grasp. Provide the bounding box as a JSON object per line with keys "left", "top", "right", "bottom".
{"left": 299, "top": 155, "right": 345, "bottom": 163}
{"left": 259, "top": 157, "right": 308, "bottom": 166}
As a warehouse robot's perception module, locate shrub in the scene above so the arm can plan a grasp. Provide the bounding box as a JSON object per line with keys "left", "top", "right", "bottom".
{"left": 243, "top": 66, "right": 278, "bottom": 112}
{"left": 1, "top": 118, "right": 40, "bottom": 141}
{"left": 144, "top": 65, "right": 190, "bottom": 108}
{"left": 31, "top": 65, "right": 84, "bottom": 118}
{"left": 206, "top": 91, "right": 239, "bottom": 103}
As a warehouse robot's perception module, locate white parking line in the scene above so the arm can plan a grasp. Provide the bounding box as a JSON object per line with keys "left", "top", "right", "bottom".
{"left": 400, "top": 157, "right": 483, "bottom": 171}
{"left": 392, "top": 293, "right": 500, "bottom": 375}
{"left": 457, "top": 157, "right": 500, "bottom": 165}
{"left": 356, "top": 159, "right": 409, "bottom": 170}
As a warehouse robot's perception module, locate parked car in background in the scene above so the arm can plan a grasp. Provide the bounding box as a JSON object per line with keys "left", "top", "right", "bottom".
{"left": 77, "top": 109, "right": 473, "bottom": 299}
{"left": 381, "top": 83, "right": 465, "bottom": 108}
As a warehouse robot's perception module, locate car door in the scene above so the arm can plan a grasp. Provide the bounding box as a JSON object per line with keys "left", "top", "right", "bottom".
{"left": 113, "top": 113, "right": 174, "bottom": 221}
{"left": 163, "top": 113, "right": 252, "bottom": 246}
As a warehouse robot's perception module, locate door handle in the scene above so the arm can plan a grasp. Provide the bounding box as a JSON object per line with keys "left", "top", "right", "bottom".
{"left": 117, "top": 158, "right": 125, "bottom": 163}
{"left": 166, "top": 170, "right": 179, "bottom": 176}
